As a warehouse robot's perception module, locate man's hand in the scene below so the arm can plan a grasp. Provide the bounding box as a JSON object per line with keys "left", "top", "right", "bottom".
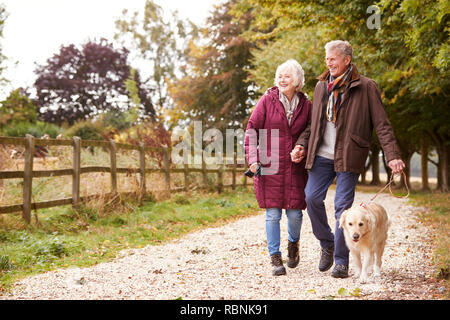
{"left": 388, "top": 159, "right": 405, "bottom": 174}
{"left": 291, "top": 145, "right": 306, "bottom": 163}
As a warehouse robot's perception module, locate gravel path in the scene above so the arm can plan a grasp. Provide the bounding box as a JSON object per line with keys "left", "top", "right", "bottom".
{"left": 1, "top": 190, "right": 440, "bottom": 300}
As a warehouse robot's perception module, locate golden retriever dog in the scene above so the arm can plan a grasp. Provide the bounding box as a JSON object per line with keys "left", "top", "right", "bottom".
{"left": 339, "top": 202, "right": 390, "bottom": 283}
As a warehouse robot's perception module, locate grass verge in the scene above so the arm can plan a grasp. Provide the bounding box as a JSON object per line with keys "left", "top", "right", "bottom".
{"left": 0, "top": 186, "right": 260, "bottom": 293}
{"left": 408, "top": 191, "right": 449, "bottom": 299}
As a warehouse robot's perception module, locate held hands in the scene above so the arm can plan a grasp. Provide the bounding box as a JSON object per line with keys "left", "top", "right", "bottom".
{"left": 388, "top": 159, "right": 406, "bottom": 174}
{"left": 250, "top": 162, "right": 260, "bottom": 173}
{"left": 291, "top": 145, "right": 306, "bottom": 163}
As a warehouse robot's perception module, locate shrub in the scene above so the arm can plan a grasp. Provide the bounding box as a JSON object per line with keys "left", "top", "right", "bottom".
{"left": 0, "top": 88, "right": 37, "bottom": 129}
{"left": 32, "top": 237, "right": 68, "bottom": 258}
{"left": 0, "top": 255, "right": 13, "bottom": 271}
{"left": 64, "top": 120, "right": 105, "bottom": 141}
{"left": 1, "top": 121, "right": 62, "bottom": 138}
{"left": 114, "top": 121, "right": 171, "bottom": 166}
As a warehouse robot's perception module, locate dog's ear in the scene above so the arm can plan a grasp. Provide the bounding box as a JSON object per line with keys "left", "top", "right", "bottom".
{"left": 339, "top": 211, "right": 347, "bottom": 229}
{"left": 367, "top": 213, "right": 377, "bottom": 232}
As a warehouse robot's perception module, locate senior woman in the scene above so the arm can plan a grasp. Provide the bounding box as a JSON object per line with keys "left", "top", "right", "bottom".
{"left": 244, "top": 59, "right": 311, "bottom": 276}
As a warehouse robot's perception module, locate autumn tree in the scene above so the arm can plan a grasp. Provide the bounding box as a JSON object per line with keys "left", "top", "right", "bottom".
{"left": 167, "top": 0, "right": 256, "bottom": 132}
{"left": 234, "top": 0, "right": 449, "bottom": 190}
{"left": 34, "top": 39, "right": 155, "bottom": 126}
{"left": 114, "top": 0, "right": 198, "bottom": 118}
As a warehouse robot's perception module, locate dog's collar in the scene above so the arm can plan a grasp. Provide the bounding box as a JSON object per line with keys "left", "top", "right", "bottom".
{"left": 359, "top": 202, "right": 368, "bottom": 209}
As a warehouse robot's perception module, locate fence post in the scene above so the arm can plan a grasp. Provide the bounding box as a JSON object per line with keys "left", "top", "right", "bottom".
{"left": 184, "top": 163, "right": 189, "bottom": 192}
{"left": 72, "top": 136, "right": 81, "bottom": 207}
{"left": 202, "top": 155, "right": 208, "bottom": 189}
{"left": 109, "top": 140, "right": 117, "bottom": 194}
{"left": 163, "top": 146, "right": 171, "bottom": 193}
{"left": 139, "top": 143, "right": 146, "bottom": 201}
{"left": 22, "top": 134, "right": 34, "bottom": 223}
{"left": 243, "top": 156, "right": 248, "bottom": 187}
{"left": 217, "top": 163, "right": 223, "bottom": 194}
{"left": 232, "top": 152, "right": 237, "bottom": 190}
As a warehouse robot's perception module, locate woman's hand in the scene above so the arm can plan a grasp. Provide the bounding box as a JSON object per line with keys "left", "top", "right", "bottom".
{"left": 250, "top": 162, "right": 260, "bottom": 173}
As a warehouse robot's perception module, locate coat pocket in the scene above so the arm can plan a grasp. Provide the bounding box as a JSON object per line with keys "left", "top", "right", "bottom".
{"left": 350, "top": 133, "right": 370, "bottom": 148}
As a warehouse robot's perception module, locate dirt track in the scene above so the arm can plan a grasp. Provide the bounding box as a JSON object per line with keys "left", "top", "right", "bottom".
{"left": 0, "top": 190, "right": 442, "bottom": 300}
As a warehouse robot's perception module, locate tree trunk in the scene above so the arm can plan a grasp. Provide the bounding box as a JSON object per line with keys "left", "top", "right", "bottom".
{"left": 401, "top": 152, "right": 413, "bottom": 191}
{"left": 370, "top": 145, "right": 381, "bottom": 185}
{"left": 420, "top": 139, "right": 430, "bottom": 191}
{"left": 447, "top": 145, "right": 450, "bottom": 191}
{"left": 428, "top": 130, "right": 449, "bottom": 192}
{"left": 440, "top": 144, "right": 449, "bottom": 192}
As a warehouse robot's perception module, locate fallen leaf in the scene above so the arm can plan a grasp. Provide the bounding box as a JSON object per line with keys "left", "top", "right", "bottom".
{"left": 338, "top": 287, "right": 349, "bottom": 296}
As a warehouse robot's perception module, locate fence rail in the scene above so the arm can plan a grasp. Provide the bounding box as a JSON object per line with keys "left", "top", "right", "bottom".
{"left": 0, "top": 135, "right": 249, "bottom": 223}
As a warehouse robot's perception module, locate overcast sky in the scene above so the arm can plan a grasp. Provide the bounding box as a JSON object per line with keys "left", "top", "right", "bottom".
{"left": 0, "top": 0, "right": 220, "bottom": 98}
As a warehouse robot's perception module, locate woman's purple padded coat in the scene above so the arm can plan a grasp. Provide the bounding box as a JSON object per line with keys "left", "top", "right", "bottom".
{"left": 244, "top": 86, "right": 311, "bottom": 209}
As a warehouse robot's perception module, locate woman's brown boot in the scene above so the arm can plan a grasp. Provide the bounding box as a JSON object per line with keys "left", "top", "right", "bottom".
{"left": 287, "top": 240, "right": 299, "bottom": 268}
{"left": 270, "top": 253, "right": 286, "bottom": 276}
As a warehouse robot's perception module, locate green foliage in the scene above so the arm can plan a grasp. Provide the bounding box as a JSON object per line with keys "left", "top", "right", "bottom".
{"left": 114, "top": 0, "right": 198, "bottom": 114}
{"left": 0, "top": 4, "right": 8, "bottom": 87}
{"left": 124, "top": 68, "right": 141, "bottom": 125}
{"left": 31, "top": 237, "right": 68, "bottom": 259}
{"left": 97, "top": 110, "right": 133, "bottom": 133}
{"left": 0, "top": 89, "right": 38, "bottom": 129}
{"left": 0, "top": 255, "right": 13, "bottom": 271}
{"left": 233, "top": 0, "right": 450, "bottom": 189}
{"left": 167, "top": 0, "right": 256, "bottom": 131}
{"left": 1, "top": 120, "right": 62, "bottom": 138}
{"left": 248, "top": 27, "right": 325, "bottom": 98}
{"left": 64, "top": 120, "right": 105, "bottom": 141}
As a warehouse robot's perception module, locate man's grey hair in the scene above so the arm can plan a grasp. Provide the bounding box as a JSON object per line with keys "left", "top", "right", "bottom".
{"left": 325, "top": 40, "right": 353, "bottom": 59}
{"left": 274, "top": 59, "right": 305, "bottom": 92}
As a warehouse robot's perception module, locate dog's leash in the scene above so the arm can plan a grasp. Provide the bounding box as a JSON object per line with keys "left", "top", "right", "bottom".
{"left": 360, "top": 171, "right": 410, "bottom": 208}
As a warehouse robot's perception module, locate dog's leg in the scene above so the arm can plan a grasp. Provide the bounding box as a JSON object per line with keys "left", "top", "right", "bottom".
{"left": 373, "top": 242, "right": 385, "bottom": 277}
{"left": 351, "top": 249, "right": 362, "bottom": 278}
{"left": 359, "top": 249, "right": 373, "bottom": 283}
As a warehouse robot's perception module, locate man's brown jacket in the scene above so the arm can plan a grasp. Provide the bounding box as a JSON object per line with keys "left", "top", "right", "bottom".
{"left": 296, "top": 64, "right": 401, "bottom": 174}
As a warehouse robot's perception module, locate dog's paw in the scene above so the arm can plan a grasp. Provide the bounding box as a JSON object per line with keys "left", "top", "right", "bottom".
{"left": 358, "top": 275, "right": 369, "bottom": 284}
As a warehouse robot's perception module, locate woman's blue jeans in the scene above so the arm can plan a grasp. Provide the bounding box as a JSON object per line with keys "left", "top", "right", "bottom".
{"left": 265, "top": 208, "right": 303, "bottom": 256}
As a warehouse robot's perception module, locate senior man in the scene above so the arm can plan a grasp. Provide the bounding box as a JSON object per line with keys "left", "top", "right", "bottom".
{"left": 292, "top": 40, "right": 405, "bottom": 278}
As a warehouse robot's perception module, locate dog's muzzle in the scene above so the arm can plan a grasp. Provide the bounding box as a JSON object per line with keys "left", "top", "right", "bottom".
{"left": 352, "top": 233, "right": 360, "bottom": 242}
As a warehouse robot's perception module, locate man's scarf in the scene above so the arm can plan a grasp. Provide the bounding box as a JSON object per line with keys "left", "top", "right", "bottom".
{"left": 326, "top": 65, "right": 352, "bottom": 123}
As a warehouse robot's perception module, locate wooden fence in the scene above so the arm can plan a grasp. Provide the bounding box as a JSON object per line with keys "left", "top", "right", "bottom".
{"left": 0, "top": 135, "right": 248, "bottom": 223}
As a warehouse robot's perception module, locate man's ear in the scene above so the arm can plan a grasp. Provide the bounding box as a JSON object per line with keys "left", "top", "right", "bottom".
{"left": 344, "top": 55, "right": 352, "bottom": 67}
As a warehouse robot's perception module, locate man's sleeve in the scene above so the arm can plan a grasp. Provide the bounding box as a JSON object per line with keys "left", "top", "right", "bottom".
{"left": 367, "top": 80, "right": 401, "bottom": 162}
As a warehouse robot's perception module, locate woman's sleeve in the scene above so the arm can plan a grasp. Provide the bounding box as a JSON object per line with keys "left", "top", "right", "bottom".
{"left": 244, "top": 95, "right": 267, "bottom": 165}
{"left": 295, "top": 100, "right": 312, "bottom": 148}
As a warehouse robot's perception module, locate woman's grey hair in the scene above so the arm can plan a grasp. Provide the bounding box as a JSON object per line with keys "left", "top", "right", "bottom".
{"left": 274, "top": 59, "right": 305, "bottom": 92}
{"left": 325, "top": 40, "right": 353, "bottom": 59}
